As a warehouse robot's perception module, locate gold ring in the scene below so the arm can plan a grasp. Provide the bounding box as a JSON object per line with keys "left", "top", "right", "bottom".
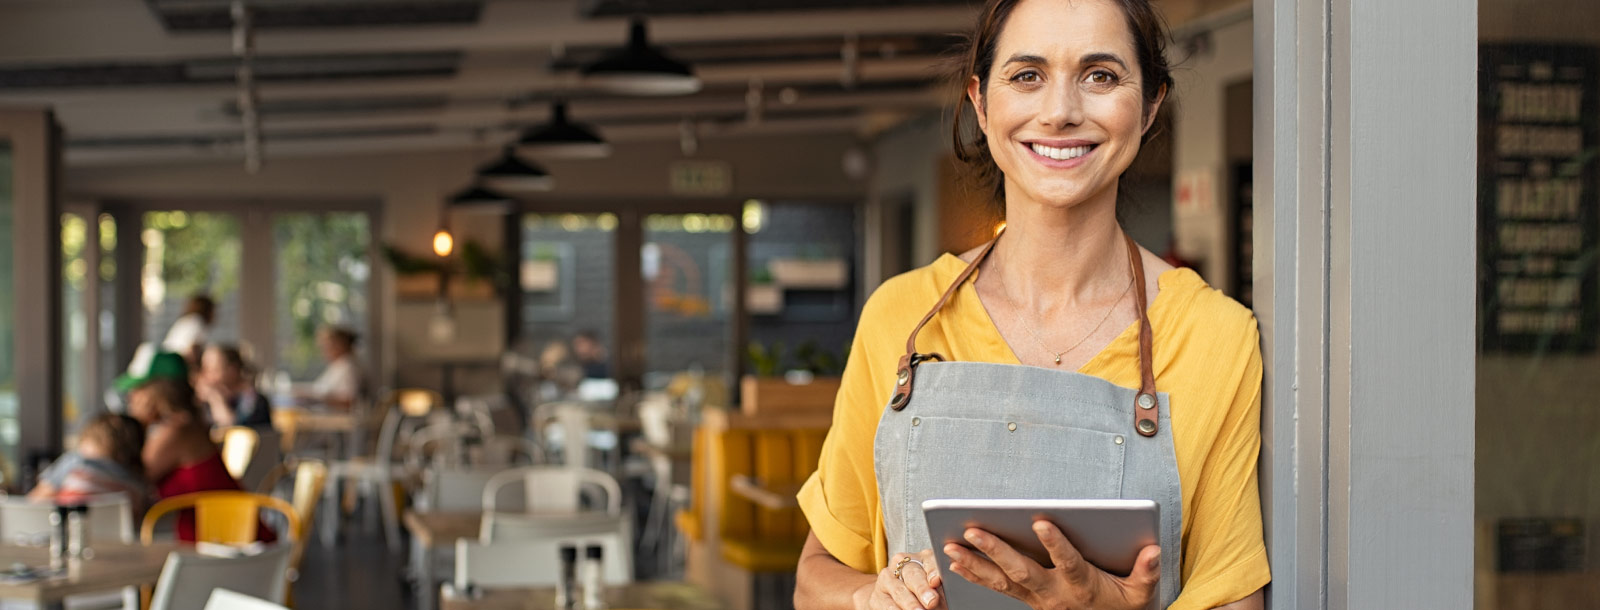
{"left": 893, "top": 556, "right": 925, "bottom": 581}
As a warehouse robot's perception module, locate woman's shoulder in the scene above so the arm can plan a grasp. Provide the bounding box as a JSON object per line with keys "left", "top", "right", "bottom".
{"left": 1155, "top": 268, "right": 1260, "bottom": 350}
{"left": 861, "top": 255, "right": 968, "bottom": 322}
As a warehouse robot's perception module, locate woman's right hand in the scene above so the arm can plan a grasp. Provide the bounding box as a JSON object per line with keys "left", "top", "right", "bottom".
{"left": 853, "top": 549, "right": 946, "bottom": 610}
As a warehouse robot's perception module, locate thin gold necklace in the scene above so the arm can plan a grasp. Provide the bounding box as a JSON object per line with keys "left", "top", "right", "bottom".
{"left": 989, "top": 251, "right": 1135, "bottom": 366}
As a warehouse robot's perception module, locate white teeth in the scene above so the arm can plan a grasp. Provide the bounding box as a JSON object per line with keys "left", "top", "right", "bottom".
{"left": 1030, "top": 143, "right": 1093, "bottom": 161}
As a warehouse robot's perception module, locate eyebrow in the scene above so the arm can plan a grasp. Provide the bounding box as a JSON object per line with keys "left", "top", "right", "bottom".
{"left": 1000, "top": 52, "right": 1130, "bottom": 72}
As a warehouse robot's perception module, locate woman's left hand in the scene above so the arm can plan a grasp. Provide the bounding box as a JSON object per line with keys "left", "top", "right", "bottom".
{"left": 943, "top": 520, "right": 1161, "bottom": 610}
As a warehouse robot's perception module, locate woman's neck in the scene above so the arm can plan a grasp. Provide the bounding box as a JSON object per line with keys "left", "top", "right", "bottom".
{"left": 991, "top": 187, "right": 1127, "bottom": 312}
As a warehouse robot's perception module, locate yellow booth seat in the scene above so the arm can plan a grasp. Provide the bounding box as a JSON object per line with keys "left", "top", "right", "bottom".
{"left": 710, "top": 417, "right": 828, "bottom": 572}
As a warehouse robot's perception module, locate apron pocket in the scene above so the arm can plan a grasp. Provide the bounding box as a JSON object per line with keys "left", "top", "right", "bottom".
{"left": 905, "top": 416, "right": 1126, "bottom": 503}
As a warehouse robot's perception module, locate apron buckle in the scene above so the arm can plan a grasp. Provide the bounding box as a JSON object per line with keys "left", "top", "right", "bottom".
{"left": 889, "top": 352, "right": 943, "bottom": 411}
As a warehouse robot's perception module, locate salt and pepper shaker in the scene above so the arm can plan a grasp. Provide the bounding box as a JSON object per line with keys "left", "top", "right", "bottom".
{"left": 47, "top": 507, "right": 67, "bottom": 570}
{"left": 582, "top": 544, "right": 606, "bottom": 609}
{"left": 556, "top": 545, "right": 579, "bottom": 610}
{"left": 66, "top": 505, "right": 88, "bottom": 558}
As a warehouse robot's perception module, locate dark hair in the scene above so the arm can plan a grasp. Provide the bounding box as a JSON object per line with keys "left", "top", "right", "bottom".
{"left": 322, "top": 326, "right": 358, "bottom": 349}
{"left": 183, "top": 294, "right": 216, "bottom": 323}
{"left": 205, "top": 343, "right": 253, "bottom": 376}
{"left": 81, "top": 413, "right": 146, "bottom": 478}
{"left": 138, "top": 378, "right": 200, "bottom": 420}
{"left": 951, "top": 0, "right": 1175, "bottom": 210}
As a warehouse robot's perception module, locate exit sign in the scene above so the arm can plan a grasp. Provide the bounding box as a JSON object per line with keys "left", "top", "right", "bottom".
{"left": 669, "top": 160, "right": 732, "bottom": 196}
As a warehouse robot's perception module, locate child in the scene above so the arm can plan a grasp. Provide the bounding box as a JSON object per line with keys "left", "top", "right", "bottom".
{"left": 29, "top": 414, "right": 154, "bottom": 513}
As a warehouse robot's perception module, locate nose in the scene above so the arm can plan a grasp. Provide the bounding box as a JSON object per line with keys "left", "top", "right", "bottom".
{"left": 1038, "top": 80, "right": 1084, "bottom": 129}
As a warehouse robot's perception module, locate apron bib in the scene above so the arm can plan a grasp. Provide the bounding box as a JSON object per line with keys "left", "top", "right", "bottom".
{"left": 873, "top": 230, "right": 1184, "bottom": 608}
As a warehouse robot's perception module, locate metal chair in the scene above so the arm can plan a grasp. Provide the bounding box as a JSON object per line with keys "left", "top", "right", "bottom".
{"left": 480, "top": 466, "right": 622, "bottom": 516}
{"left": 141, "top": 491, "right": 301, "bottom": 553}
{"left": 322, "top": 388, "right": 444, "bottom": 551}
{"left": 149, "top": 545, "right": 294, "bottom": 610}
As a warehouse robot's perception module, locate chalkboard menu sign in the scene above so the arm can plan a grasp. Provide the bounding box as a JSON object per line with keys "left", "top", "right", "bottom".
{"left": 1479, "top": 45, "right": 1599, "bottom": 352}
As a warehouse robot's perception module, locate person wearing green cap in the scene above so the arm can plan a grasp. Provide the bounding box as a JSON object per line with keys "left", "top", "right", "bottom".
{"left": 118, "top": 344, "right": 275, "bottom": 543}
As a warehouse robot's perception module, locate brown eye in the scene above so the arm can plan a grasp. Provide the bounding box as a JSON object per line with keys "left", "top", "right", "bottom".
{"left": 1011, "top": 70, "right": 1042, "bottom": 83}
{"left": 1086, "top": 70, "right": 1117, "bottom": 85}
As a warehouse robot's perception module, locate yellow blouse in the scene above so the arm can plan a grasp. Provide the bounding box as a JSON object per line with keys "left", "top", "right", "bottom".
{"left": 797, "top": 254, "right": 1270, "bottom": 609}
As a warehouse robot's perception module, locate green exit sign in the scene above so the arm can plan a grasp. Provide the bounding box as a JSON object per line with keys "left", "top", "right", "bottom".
{"left": 669, "top": 160, "right": 732, "bottom": 196}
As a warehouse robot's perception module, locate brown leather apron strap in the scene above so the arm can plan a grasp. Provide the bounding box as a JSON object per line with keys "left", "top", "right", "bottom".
{"left": 889, "top": 228, "right": 1160, "bottom": 438}
{"left": 1124, "top": 233, "right": 1160, "bottom": 437}
{"left": 888, "top": 229, "right": 1004, "bottom": 411}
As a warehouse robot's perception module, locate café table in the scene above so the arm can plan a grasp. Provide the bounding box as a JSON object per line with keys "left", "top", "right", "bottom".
{"left": 441, "top": 580, "right": 722, "bottom": 610}
{"left": 272, "top": 405, "right": 363, "bottom": 456}
{"left": 0, "top": 542, "right": 180, "bottom": 610}
{"left": 406, "top": 510, "right": 484, "bottom": 610}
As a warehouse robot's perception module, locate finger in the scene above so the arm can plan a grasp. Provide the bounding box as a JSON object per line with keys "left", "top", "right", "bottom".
{"left": 871, "top": 589, "right": 897, "bottom": 610}
{"left": 917, "top": 548, "right": 944, "bottom": 589}
{"left": 1120, "top": 544, "right": 1162, "bottom": 600}
{"left": 944, "top": 542, "right": 1021, "bottom": 600}
{"left": 899, "top": 557, "right": 940, "bottom": 609}
{"left": 1032, "top": 519, "right": 1088, "bottom": 584}
{"left": 881, "top": 572, "right": 927, "bottom": 610}
{"left": 964, "top": 527, "right": 1042, "bottom": 587}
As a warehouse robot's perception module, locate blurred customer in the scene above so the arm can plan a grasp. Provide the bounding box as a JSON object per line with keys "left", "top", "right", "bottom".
{"left": 537, "top": 339, "right": 584, "bottom": 401}
{"left": 161, "top": 294, "right": 215, "bottom": 365}
{"left": 118, "top": 350, "right": 273, "bottom": 543}
{"left": 197, "top": 344, "right": 272, "bottom": 429}
{"left": 29, "top": 413, "right": 154, "bottom": 514}
{"left": 571, "top": 329, "right": 610, "bottom": 379}
{"left": 300, "top": 326, "right": 364, "bottom": 410}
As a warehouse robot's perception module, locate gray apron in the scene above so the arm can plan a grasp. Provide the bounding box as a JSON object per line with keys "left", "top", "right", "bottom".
{"left": 874, "top": 231, "right": 1183, "bottom": 608}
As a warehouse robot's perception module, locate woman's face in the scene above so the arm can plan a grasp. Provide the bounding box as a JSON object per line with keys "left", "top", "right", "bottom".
{"left": 967, "top": 0, "right": 1163, "bottom": 211}
{"left": 199, "top": 349, "right": 240, "bottom": 387}
{"left": 127, "top": 386, "right": 158, "bottom": 424}
{"left": 318, "top": 332, "right": 346, "bottom": 360}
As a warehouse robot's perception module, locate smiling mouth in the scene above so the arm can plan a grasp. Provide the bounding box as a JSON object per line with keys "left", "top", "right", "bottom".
{"left": 1029, "top": 142, "right": 1097, "bottom": 161}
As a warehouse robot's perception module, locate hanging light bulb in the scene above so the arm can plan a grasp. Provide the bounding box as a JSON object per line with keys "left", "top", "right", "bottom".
{"left": 433, "top": 228, "right": 454, "bottom": 257}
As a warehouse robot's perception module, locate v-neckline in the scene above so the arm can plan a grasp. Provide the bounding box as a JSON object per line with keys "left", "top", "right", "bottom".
{"left": 940, "top": 253, "right": 1183, "bottom": 374}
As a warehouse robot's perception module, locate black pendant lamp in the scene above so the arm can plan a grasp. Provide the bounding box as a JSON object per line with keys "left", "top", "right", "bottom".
{"left": 446, "top": 184, "right": 515, "bottom": 211}
{"left": 582, "top": 18, "right": 701, "bottom": 96}
{"left": 515, "top": 102, "right": 612, "bottom": 159}
{"left": 476, "top": 148, "right": 554, "bottom": 193}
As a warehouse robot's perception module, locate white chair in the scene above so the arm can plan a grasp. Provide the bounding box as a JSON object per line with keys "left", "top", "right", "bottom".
{"left": 203, "top": 589, "right": 289, "bottom": 610}
{"left": 323, "top": 388, "right": 444, "bottom": 550}
{"left": 237, "top": 430, "right": 282, "bottom": 494}
{"left": 481, "top": 466, "right": 621, "bottom": 516}
{"left": 416, "top": 468, "right": 523, "bottom": 513}
{"left": 0, "top": 494, "right": 136, "bottom": 545}
{"left": 454, "top": 521, "right": 632, "bottom": 590}
{"left": 149, "top": 544, "right": 294, "bottom": 610}
{"left": 532, "top": 402, "right": 618, "bottom": 470}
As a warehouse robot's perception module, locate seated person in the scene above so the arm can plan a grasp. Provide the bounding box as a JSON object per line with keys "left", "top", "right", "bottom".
{"left": 299, "top": 326, "right": 363, "bottom": 410}
{"left": 196, "top": 344, "right": 272, "bottom": 430}
{"left": 571, "top": 330, "right": 610, "bottom": 380}
{"left": 119, "top": 350, "right": 273, "bottom": 543}
{"left": 28, "top": 413, "right": 154, "bottom": 514}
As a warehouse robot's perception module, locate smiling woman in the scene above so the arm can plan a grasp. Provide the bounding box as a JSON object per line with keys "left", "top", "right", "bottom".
{"left": 793, "top": 1, "right": 1267, "bottom": 610}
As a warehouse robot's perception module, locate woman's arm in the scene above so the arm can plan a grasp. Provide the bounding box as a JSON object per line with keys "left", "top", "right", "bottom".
{"left": 141, "top": 423, "right": 184, "bottom": 483}
{"left": 796, "top": 532, "right": 875, "bottom": 609}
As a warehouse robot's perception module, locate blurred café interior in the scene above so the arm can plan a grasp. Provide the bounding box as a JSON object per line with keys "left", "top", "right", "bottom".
{"left": 0, "top": 0, "right": 1594, "bottom": 609}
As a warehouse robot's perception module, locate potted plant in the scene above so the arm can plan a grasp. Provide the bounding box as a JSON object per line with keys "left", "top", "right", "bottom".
{"left": 740, "top": 339, "right": 845, "bottom": 416}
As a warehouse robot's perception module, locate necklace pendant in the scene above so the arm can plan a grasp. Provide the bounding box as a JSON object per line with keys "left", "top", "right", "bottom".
{"left": 1053, "top": 354, "right": 1062, "bottom": 364}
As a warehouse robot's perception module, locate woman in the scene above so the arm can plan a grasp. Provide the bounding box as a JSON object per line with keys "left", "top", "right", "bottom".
{"left": 301, "top": 326, "right": 364, "bottom": 410}
{"left": 794, "top": 1, "right": 1267, "bottom": 609}
{"left": 121, "top": 351, "right": 272, "bottom": 543}
{"left": 161, "top": 294, "right": 215, "bottom": 365}
{"left": 197, "top": 344, "right": 272, "bottom": 429}
{"left": 29, "top": 413, "right": 154, "bottom": 515}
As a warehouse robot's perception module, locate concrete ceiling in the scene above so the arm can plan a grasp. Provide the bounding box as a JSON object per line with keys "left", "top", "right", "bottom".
{"left": 0, "top": 0, "right": 1240, "bottom": 167}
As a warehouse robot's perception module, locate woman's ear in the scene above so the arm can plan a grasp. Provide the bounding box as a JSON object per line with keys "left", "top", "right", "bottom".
{"left": 966, "top": 74, "right": 990, "bottom": 135}
{"left": 1142, "top": 82, "right": 1169, "bottom": 135}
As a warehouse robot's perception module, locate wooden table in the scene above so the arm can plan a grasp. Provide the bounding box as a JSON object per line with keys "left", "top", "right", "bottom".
{"left": 728, "top": 475, "right": 802, "bottom": 510}
{"left": 272, "top": 407, "right": 363, "bottom": 454}
{"left": 442, "top": 581, "right": 722, "bottom": 610}
{"left": 0, "top": 542, "right": 179, "bottom": 608}
{"left": 405, "top": 511, "right": 485, "bottom": 610}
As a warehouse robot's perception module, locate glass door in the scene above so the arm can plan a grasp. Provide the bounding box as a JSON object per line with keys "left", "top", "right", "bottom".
{"left": 140, "top": 211, "right": 243, "bottom": 354}
{"left": 273, "top": 212, "right": 372, "bottom": 382}
{"left": 518, "top": 213, "right": 617, "bottom": 398}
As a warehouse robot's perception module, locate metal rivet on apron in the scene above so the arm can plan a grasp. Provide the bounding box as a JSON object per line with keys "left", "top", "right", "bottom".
{"left": 1007, "top": 422, "right": 1017, "bottom": 432}
{"left": 896, "top": 368, "right": 909, "bottom": 386}
{"left": 1137, "top": 419, "right": 1157, "bottom": 435}
{"left": 1137, "top": 393, "right": 1156, "bottom": 409}
{"left": 1114, "top": 435, "right": 1124, "bottom": 445}
{"left": 912, "top": 417, "right": 920, "bottom": 426}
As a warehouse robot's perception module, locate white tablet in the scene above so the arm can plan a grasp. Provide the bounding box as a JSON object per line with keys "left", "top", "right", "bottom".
{"left": 922, "top": 498, "right": 1160, "bottom": 610}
